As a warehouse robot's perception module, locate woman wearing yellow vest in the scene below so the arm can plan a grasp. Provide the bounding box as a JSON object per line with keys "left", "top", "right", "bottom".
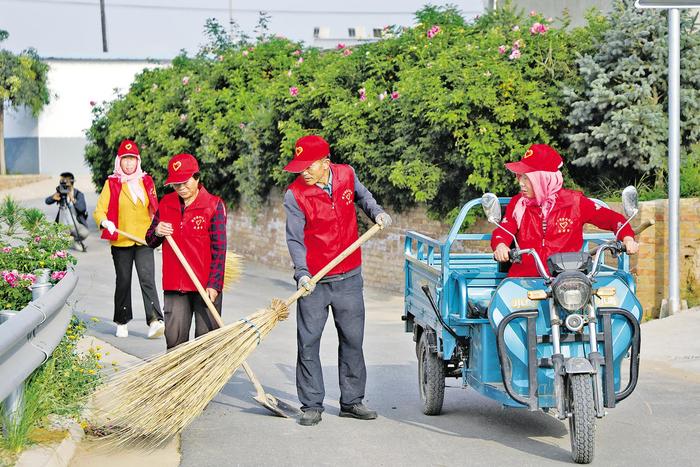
{"left": 93, "top": 140, "right": 164, "bottom": 338}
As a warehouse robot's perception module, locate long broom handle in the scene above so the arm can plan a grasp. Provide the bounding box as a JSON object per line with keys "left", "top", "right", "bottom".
{"left": 284, "top": 223, "right": 383, "bottom": 307}
{"left": 115, "top": 228, "right": 147, "bottom": 245}
{"left": 161, "top": 235, "right": 268, "bottom": 394}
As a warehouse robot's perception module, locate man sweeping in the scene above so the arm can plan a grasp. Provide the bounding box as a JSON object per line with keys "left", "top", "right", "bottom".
{"left": 283, "top": 135, "right": 392, "bottom": 426}
{"left": 145, "top": 153, "right": 226, "bottom": 350}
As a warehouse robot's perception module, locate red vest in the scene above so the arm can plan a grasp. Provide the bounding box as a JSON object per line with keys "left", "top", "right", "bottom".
{"left": 158, "top": 186, "right": 221, "bottom": 292}
{"left": 288, "top": 164, "right": 361, "bottom": 277}
{"left": 101, "top": 175, "right": 158, "bottom": 241}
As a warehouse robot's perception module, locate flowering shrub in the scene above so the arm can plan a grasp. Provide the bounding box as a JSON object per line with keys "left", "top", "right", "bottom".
{"left": 0, "top": 198, "right": 74, "bottom": 310}
{"left": 84, "top": 4, "right": 609, "bottom": 218}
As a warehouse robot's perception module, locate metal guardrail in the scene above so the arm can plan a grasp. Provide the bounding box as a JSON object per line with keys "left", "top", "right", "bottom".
{"left": 0, "top": 269, "right": 78, "bottom": 405}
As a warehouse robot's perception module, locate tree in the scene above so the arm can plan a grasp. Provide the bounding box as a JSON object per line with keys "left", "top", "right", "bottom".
{"left": 0, "top": 30, "right": 50, "bottom": 174}
{"left": 564, "top": 0, "right": 700, "bottom": 188}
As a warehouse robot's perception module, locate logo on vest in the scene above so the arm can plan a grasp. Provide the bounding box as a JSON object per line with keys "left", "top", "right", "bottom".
{"left": 556, "top": 217, "right": 572, "bottom": 233}
{"left": 191, "top": 215, "right": 206, "bottom": 230}
{"left": 342, "top": 188, "right": 353, "bottom": 205}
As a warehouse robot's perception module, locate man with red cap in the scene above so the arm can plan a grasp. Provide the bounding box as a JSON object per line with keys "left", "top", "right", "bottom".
{"left": 491, "top": 144, "right": 639, "bottom": 277}
{"left": 283, "top": 134, "right": 392, "bottom": 426}
{"left": 145, "top": 154, "right": 227, "bottom": 349}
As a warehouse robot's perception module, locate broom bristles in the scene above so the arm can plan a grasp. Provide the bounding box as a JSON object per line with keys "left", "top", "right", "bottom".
{"left": 222, "top": 252, "right": 243, "bottom": 290}
{"left": 92, "top": 299, "right": 289, "bottom": 448}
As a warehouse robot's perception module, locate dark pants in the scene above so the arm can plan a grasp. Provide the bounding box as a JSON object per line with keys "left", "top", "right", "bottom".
{"left": 163, "top": 291, "right": 223, "bottom": 350}
{"left": 111, "top": 245, "right": 163, "bottom": 325}
{"left": 296, "top": 273, "right": 367, "bottom": 412}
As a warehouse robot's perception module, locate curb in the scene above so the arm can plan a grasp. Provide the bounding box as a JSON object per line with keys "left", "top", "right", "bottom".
{"left": 15, "top": 420, "right": 84, "bottom": 467}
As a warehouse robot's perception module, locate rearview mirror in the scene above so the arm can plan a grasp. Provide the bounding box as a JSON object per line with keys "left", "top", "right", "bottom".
{"left": 621, "top": 186, "right": 639, "bottom": 219}
{"left": 481, "top": 193, "right": 501, "bottom": 224}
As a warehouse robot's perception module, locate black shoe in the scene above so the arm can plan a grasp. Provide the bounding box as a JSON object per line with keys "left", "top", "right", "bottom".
{"left": 339, "top": 403, "right": 377, "bottom": 420}
{"left": 299, "top": 409, "right": 322, "bottom": 426}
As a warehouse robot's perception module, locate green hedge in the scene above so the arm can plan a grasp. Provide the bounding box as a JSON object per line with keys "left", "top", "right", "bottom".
{"left": 86, "top": 5, "right": 609, "bottom": 218}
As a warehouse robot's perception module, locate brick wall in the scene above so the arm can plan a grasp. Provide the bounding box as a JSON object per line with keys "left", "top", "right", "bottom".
{"left": 228, "top": 191, "right": 700, "bottom": 318}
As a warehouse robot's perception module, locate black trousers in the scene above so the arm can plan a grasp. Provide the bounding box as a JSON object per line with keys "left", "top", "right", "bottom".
{"left": 111, "top": 245, "right": 163, "bottom": 325}
{"left": 163, "top": 291, "right": 223, "bottom": 350}
{"left": 296, "top": 273, "right": 367, "bottom": 412}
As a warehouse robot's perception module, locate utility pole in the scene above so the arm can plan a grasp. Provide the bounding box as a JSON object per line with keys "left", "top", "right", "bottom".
{"left": 100, "top": 0, "right": 108, "bottom": 52}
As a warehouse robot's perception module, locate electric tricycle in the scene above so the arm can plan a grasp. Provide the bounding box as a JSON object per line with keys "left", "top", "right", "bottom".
{"left": 402, "top": 187, "right": 650, "bottom": 464}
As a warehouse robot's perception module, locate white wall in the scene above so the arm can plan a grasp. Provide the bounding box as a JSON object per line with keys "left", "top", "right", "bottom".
{"left": 39, "top": 60, "right": 164, "bottom": 138}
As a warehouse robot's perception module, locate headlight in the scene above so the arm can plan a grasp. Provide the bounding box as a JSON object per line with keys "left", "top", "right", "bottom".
{"left": 552, "top": 271, "right": 592, "bottom": 312}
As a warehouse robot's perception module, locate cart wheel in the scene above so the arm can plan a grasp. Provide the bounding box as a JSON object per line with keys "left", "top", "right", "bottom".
{"left": 417, "top": 331, "right": 445, "bottom": 415}
{"left": 567, "top": 373, "right": 596, "bottom": 464}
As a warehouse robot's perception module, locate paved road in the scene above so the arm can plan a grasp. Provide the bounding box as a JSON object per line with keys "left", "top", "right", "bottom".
{"left": 13, "top": 184, "right": 700, "bottom": 466}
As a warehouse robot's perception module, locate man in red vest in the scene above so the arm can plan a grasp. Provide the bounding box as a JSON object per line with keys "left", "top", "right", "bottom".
{"left": 145, "top": 154, "right": 227, "bottom": 350}
{"left": 284, "top": 135, "right": 392, "bottom": 426}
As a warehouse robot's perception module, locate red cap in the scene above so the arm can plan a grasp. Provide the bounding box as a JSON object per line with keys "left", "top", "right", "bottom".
{"left": 505, "top": 144, "right": 563, "bottom": 173}
{"left": 283, "top": 135, "right": 331, "bottom": 173}
{"left": 164, "top": 153, "right": 199, "bottom": 185}
{"left": 117, "top": 139, "right": 140, "bottom": 158}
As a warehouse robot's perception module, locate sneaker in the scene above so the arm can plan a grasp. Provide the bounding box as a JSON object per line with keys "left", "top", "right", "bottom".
{"left": 147, "top": 320, "right": 165, "bottom": 339}
{"left": 115, "top": 324, "right": 128, "bottom": 338}
{"left": 298, "top": 409, "right": 322, "bottom": 426}
{"left": 339, "top": 403, "right": 377, "bottom": 420}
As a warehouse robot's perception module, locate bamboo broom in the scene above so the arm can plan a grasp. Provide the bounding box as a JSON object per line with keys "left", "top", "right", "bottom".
{"left": 95, "top": 224, "right": 383, "bottom": 448}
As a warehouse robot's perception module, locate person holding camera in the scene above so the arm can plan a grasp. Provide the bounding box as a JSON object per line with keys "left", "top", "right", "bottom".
{"left": 45, "top": 172, "right": 90, "bottom": 251}
{"left": 93, "top": 139, "right": 165, "bottom": 339}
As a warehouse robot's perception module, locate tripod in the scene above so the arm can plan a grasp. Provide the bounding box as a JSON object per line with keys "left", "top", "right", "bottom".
{"left": 57, "top": 194, "right": 87, "bottom": 252}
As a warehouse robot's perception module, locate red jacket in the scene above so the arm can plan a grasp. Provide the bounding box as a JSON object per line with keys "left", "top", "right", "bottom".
{"left": 101, "top": 175, "right": 158, "bottom": 241}
{"left": 490, "top": 189, "right": 635, "bottom": 277}
{"left": 288, "top": 164, "right": 361, "bottom": 276}
{"left": 158, "top": 186, "right": 222, "bottom": 292}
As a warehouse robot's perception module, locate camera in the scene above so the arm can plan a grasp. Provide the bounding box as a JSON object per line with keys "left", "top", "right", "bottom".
{"left": 57, "top": 181, "right": 70, "bottom": 196}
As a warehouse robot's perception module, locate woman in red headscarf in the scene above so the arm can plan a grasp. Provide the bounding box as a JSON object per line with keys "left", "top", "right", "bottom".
{"left": 93, "top": 140, "right": 164, "bottom": 338}
{"left": 491, "top": 144, "right": 639, "bottom": 277}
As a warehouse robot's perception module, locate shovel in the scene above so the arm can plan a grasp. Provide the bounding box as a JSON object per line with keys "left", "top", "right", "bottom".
{"left": 115, "top": 227, "right": 299, "bottom": 418}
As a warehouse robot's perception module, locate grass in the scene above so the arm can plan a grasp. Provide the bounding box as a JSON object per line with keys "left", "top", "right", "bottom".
{"left": 0, "top": 317, "right": 102, "bottom": 454}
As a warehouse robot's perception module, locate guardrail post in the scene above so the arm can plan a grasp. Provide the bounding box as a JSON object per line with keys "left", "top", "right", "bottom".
{"left": 1, "top": 270, "right": 54, "bottom": 435}
{"left": 0, "top": 310, "right": 22, "bottom": 437}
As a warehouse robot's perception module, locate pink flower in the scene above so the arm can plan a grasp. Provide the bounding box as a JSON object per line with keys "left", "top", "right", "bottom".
{"left": 2, "top": 246, "right": 11, "bottom": 253}
{"left": 427, "top": 25, "right": 441, "bottom": 39}
{"left": 530, "top": 22, "right": 548, "bottom": 35}
{"left": 51, "top": 271, "right": 67, "bottom": 282}
{"left": 498, "top": 45, "right": 507, "bottom": 54}
{"left": 89, "top": 100, "right": 96, "bottom": 107}
{"left": 336, "top": 43, "right": 346, "bottom": 50}
{"left": 297, "top": 57, "right": 304, "bottom": 64}
{"left": 390, "top": 91, "right": 400, "bottom": 100}
{"left": 358, "top": 88, "right": 366, "bottom": 101}
{"left": 2, "top": 270, "right": 18, "bottom": 287}
{"left": 242, "top": 50, "right": 249, "bottom": 57}
{"left": 20, "top": 273, "right": 36, "bottom": 284}
{"left": 239, "top": 123, "right": 246, "bottom": 129}
{"left": 513, "top": 39, "right": 524, "bottom": 49}
{"left": 54, "top": 250, "right": 67, "bottom": 258}
{"left": 182, "top": 76, "right": 190, "bottom": 85}
{"left": 217, "top": 55, "right": 224, "bottom": 61}
{"left": 292, "top": 49, "right": 302, "bottom": 56}
{"left": 342, "top": 48, "right": 352, "bottom": 56}
{"left": 512, "top": 25, "right": 520, "bottom": 32}
{"left": 289, "top": 86, "right": 299, "bottom": 97}
{"left": 509, "top": 49, "right": 521, "bottom": 60}
{"left": 530, "top": 10, "right": 537, "bottom": 17}
{"left": 34, "top": 236, "right": 41, "bottom": 242}
{"left": 378, "top": 91, "right": 387, "bottom": 101}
